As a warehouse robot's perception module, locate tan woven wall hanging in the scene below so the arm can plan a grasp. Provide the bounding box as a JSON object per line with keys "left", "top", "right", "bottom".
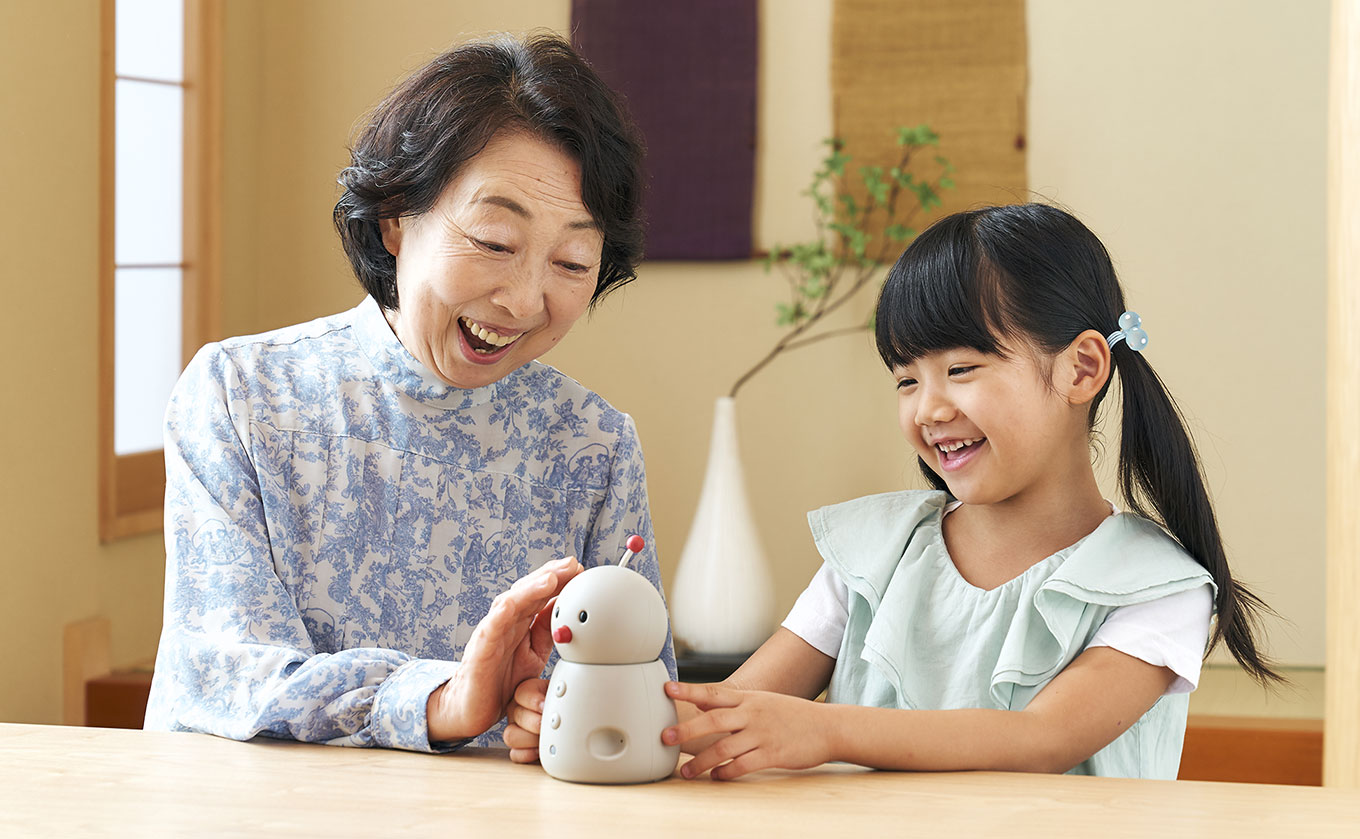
{"left": 832, "top": 0, "right": 1028, "bottom": 241}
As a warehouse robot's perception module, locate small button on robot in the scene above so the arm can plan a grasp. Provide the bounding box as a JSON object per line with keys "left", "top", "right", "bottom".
{"left": 554, "top": 682, "right": 567, "bottom": 697}
{"left": 549, "top": 713, "right": 561, "bottom": 730}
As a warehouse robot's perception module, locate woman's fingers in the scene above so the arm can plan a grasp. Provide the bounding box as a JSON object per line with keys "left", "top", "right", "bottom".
{"left": 505, "top": 680, "right": 547, "bottom": 734}
{"left": 513, "top": 678, "right": 549, "bottom": 713}
{"left": 546, "top": 556, "right": 584, "bottom": 590}
{"left": 505, "top": 702, "right": 542, "bottom": 735}
{"left": 528, "top": 598, "right": 557, "bottom": 660}
{"left": 503, "top": 722, "right": 540, "bottom": 764}
{"left": 489, "top": 558, "right": 580, "bottom": 632}
{"left": 524, "top": 560, "right": 579, "bottom": 606}
{"left": 434, "top": 559, "right": 583, "bottom": 741}
{"left": 508, "top": 747, "right": 540, "bottom": 764}
{"left": 503, "top": 721, "right": 539, "bottom": 751}
{"left": 506, "top": 557, "right": 576, "bottom": 616}
{"left": 466, "top": 559, "right": 579, "bottom": 669}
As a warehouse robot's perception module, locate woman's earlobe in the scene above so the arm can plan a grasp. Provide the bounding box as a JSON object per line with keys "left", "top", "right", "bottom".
{"left": 379, "top": 217, "right": 402, "bottom": 257}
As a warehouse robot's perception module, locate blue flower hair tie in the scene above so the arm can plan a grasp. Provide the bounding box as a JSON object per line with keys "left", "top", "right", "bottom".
{"left": 1106, "top": 311, "right": 1149, "bottom": 352}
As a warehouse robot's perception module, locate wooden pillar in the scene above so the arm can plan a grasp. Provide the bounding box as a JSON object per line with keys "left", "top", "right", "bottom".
{"left": 62, "top": 617, "right": 111, "bottom": 726}
{"left": 1325, "top": 0, "right": 1360, "bottom": 789}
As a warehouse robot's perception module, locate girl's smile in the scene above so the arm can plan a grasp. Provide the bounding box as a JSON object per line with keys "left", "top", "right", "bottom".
{"left": 932, "top": 436, "right": 988, "bottom": 472}
{"left": 895, "top": 348, "right": 1086, "bottom": 507}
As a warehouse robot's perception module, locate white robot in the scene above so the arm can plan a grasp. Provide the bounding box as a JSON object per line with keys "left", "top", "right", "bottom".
{"left": 539, "top": 535, "right": 680, "bottom": 784}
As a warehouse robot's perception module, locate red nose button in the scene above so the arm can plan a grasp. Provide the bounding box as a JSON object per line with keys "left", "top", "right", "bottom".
{"left": 553, "top": 626, "right": 573, "bottom": 644}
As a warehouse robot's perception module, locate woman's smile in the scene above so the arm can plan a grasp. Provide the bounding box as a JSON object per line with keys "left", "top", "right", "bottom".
{"left": 457, "top": 315, "right": 525, "bottom": 364}
{"left": 381, "top": 130, "right": 601, "bottom": 389}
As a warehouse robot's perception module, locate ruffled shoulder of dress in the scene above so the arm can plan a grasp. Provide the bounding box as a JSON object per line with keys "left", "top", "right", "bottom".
{"left": 988, "top": 513, "right": 1216, "bottom": 709}
{"left": 1042, "top": 513, "right": 1216, "bottom": 604}
{"left": 807, "top": 490, "right": 950, "bottom": 605}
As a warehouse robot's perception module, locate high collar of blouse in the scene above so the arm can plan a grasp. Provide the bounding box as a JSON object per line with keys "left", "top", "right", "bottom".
{"left": 352, "top": 295, "right": 499, "bottom": 410}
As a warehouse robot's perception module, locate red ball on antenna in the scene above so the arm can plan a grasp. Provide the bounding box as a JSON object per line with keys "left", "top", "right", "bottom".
{"left": 626, "top": 535, "right": 645, "bottom": 553}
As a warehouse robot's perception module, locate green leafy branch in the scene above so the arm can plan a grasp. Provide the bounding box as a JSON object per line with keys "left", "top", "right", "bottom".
{"left": 729, "top": 124, "right": 955, "bottom": 398}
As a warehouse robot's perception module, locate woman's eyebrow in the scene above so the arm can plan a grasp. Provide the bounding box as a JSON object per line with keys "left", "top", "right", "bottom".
{"left": 475, "top": 194, "right": 598, "bottom": 230}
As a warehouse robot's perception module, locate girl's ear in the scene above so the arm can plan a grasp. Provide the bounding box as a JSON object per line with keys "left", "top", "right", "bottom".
{"left": 1059, "top": 329, "right": 1111, "bottom": 406}
{"left": 379, "top": 216, "right": 403, "bottom": 257}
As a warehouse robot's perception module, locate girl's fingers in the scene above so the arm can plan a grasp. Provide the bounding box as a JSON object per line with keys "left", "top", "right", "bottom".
{"left": 680, "top": 731, "right": 760, "bottom": 779}
{"left": 662, "top": 705, "right": 743, "bottom": 747}
{"left": 709, "top": 749, "right": 768, "bottom": 781}
{"left": 665, "top": 681, "right": 743, "bottom": 711}
{"left": 502, "top": 721, "right": 539, "bottom": 751}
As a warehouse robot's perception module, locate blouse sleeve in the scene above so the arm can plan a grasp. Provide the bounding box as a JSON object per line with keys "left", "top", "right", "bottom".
{"left": 1085, "top": 583, "right": 1214, "bottom": 694}
{"left": 781, "top": 562, "right": 850, "bottom": 658}
{"left": 581, "top": 412, "right": 677, "bottom": 679}
{"left": 143, "top": 345, "right": 461, "bottom": 752}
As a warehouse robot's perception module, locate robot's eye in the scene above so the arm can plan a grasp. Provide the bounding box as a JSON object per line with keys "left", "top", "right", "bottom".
{"left": 553, "top": 605, "right": 560, "bottom": 619}
{"left": 578, "top": 610, "right": 588, "bottom": 623}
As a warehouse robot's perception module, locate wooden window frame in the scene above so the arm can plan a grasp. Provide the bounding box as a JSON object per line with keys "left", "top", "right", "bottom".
{"left": 98, "top": 0, "right": 222, "bottom": 542}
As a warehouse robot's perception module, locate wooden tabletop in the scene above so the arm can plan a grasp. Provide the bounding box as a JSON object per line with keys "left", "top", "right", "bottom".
{"left": 3, "top": 723, "right": 1358, "bottom": 836}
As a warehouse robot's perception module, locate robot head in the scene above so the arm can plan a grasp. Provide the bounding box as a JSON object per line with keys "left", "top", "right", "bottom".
{"left": 549, "top": 565, "right": 669, "bottom": 664}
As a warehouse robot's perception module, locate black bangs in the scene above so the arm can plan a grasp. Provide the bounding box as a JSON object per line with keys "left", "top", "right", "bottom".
{"left": 874, "top": 211, "right": 1011, "bottom": 370}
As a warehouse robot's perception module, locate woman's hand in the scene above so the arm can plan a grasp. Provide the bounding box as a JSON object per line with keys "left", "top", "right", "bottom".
{"left": 661, "top": 681, "right": 834, "bottom": 781}
{"left": 502, "top": 678, "right": 550, "bottom": 763}
{"left": 426, "top": 557, "right": 582, "bottom": 743}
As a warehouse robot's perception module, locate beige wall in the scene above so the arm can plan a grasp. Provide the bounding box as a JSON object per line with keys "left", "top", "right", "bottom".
{"left": 0, "top": 0, "right": 1330, "bottom": 724}
{"left": 1028, "top": 0, "right": 1330, "bottom": 665}
{"left": 0, "top": 1, "right": 168, "bottom": 725}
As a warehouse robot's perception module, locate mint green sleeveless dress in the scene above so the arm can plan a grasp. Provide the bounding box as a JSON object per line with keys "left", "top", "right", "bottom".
{"left": 813, "top": 490, "right": 1214, "bottom": 779}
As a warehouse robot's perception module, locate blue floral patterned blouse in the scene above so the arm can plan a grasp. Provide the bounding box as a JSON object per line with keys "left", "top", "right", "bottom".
{"left": 144, "top": 295, "right": 675, "bottom": 751}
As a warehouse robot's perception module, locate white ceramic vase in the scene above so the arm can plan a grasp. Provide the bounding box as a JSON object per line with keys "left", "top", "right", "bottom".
{"left": 669, "top": 396, "right": 775, "bottom": 655}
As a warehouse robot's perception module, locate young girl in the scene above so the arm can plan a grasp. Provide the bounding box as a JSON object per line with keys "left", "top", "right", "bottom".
{"left": 660, "top": 203, "right": 1280, "bottom": 780}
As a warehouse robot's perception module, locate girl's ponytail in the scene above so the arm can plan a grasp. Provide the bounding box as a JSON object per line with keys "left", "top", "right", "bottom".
{"left": 1114, "top": 348, "right": 1282, "bottom": 685}
{"left": 879, "top": 204, "right": 1284, "bottom": 686}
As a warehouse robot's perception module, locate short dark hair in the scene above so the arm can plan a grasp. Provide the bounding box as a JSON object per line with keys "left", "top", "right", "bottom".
{"left": 333, "top": 33, "right": 646, "bottom": 310}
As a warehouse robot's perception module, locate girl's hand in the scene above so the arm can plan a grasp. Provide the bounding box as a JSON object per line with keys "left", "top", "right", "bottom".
{"left": 502, "top": 678, "right": 550, "bottom": 763}
{"left": 661, "top": 681, "right": 834, "bottom": 781}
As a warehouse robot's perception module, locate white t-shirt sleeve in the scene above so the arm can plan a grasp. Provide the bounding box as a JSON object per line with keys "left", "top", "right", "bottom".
{"left": 781, "top": 562, "right": 849, "bottom": 658}
{"left": 783, "top": 561, "right": 1214, "bottom": 695}
{"left": 1086, "top": 583, "right": 1214, "bottom": 694}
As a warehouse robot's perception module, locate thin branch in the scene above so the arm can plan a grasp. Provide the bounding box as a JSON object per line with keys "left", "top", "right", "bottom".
{"left": 729, "top": 133, "right": 951, "bottom": 398}
{"left": 781, "top": 325, "right": 872, "bottom": 352}
{"left": 776, "top": 257, "right": 801, "bottom": 296}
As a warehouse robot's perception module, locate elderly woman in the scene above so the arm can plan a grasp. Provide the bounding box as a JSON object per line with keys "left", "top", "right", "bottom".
{"left": 145, "top": 34, "right": 674, "bottom": 753}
